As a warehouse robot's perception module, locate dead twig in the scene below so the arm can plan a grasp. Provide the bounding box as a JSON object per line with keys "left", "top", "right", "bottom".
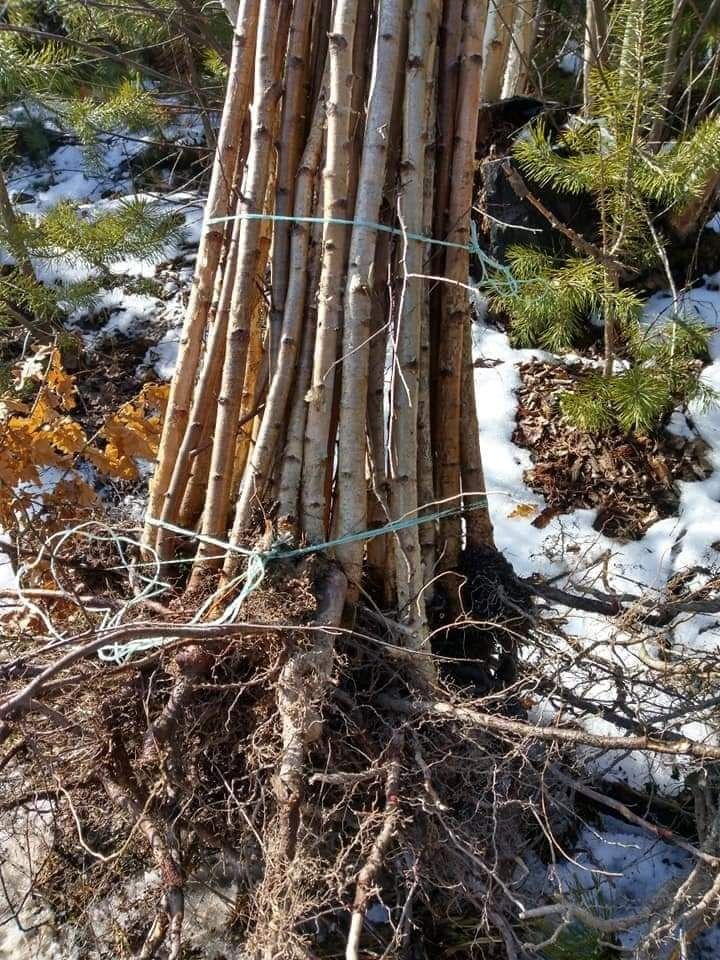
{"left": 502, "top": 162, "right": 636, "bottom": 279}
{"left": 346, "top": 731, "right": 403, "bottom": 960}
{"left": 378, "top": 694, "right": 720, "bottom": 761}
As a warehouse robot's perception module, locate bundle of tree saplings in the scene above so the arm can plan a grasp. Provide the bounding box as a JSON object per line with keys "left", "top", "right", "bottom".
{"left": 130, "top": 0, "right": 536, "bottom": 952}
{"left": 144, "top": 0, "right": 497, "bottom": 655}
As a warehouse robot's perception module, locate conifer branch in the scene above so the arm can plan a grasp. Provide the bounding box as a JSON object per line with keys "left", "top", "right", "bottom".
{"left": 502, "top": 161, "right": 636, "bottom": 279}
{"left": 0, "top": 22, "right": 195, "bottom": 92}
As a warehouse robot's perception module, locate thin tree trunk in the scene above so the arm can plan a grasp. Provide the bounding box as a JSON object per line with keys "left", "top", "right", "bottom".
{"left": 277, "top": 216, "right": 323, "bottom": 531}
{"left": 268, "top": 0, "right": 314, "bottom": 376}
{"left": 191, "top": 0, "right": 288, "bottom": 580}
{"left": 648, "top": 0, "right": 686, "bottom": 143}
{"left": 230, "top": 92, "right": 325, "bottom": 557}
{"left": 230, "top": 299, "right": 268, "bottom": 499}
{"left": 364, "top": 5, "right": 409, "bottom": 605}
{"left": 227, "top": 10, "right": 290, "bottom": 501}
{"left": 391, "top": 0, "right": 439, "bottom": 673}
{"left": 418, "top": 25, "right": 439, "bottom": 584}
{"left": 436, "top": 0, "right": 490, "bottom": 570}
{"left": 144, "top": 0, "right": 258, "bottom": 551}
{"left": 430, "top": 0, "right": 462, "bottom": 410}
{"left": 334, "top": 0, "right": 406, "bottom": 596}
{"left": 460, "top": 322, "right": 494, "bottom": 547}
{"left": 300, "top": 0, "right": 359, "bottom": 543}
{"left": 176, "top": 212, "right": 243, "bottom": 533}
{"left": 365, "top": 230, "right": 393, "bottom": 601}
{"left": 433, "top": 0, "right": 463, "bottom": 249}
{"left": 480, "top": 0, "right": 516, "bottom": 103}
{"left": 173, "top": 107, "right": 252, "bottom": 535}
{"left": 347, "top": 0, "right": 373, "bottom": 207}
{"left": 157, "top": 209, "right": 241, "bottom": 558}
{"left": 501, "top": 0, "right": 537, "bottom": 98}
{"left": 307, "top": 0, "right": 331, "bottom": 109}
{"left": 0, "top": 167, "right": 33, "bottom": 278}
{"left": 0, "top": 166, "right": 54, "bottom": 342}
{"left": 183, "top": 36, "right": 217, "bottom": 150}
{"left": 583, "top": 0, "right": 607, "bottom": 115}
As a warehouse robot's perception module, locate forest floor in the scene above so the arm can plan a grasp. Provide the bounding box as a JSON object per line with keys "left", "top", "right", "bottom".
{"left": 473, "top": 279, "right": 720, "bottom": 958}
{"left": 4, "top": 107, "right": 720, "bottom": 958}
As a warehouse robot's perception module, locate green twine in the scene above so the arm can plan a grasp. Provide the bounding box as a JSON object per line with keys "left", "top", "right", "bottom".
{"left": 145, "top": 497, "right": 487, "bottom": 566}
{"left": 206, "top": 211, "right": 517, "bottom": 292}
{"left": 101, "top": 501, "right": 485, "bottom": 663}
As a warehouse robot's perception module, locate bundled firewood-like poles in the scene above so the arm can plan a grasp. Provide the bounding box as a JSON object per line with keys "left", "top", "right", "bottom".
{"left": 145, "top": 0, "right": 505, "bottom": 653}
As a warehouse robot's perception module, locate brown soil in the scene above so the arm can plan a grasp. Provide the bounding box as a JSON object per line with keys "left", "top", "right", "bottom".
{"left": 71, "top": 334, "right": 158, "bottom": 436}
{"left": 513, "top": 360, "right": 714, "bottom": 539}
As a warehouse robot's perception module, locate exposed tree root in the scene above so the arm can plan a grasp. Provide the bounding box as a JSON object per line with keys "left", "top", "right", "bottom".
{"left": 346, "top": 731, "right": 403, "bottom": 960}
{"left": 275, "top": 565, "right": 347, "bottom": 859}
{"left": 3, "top": 553, "right": 720, "bottom": 957}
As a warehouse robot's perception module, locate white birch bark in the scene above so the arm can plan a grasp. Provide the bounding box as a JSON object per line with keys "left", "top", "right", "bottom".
{"left": 300, "top": 0, "right": 359, "bottom": 542}
{"left": 333, "top": 0, "right": 406, "bottom": 594}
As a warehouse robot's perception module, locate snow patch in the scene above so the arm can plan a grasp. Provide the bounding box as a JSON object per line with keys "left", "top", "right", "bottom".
{"left": 69, "top": 288, "right": 163, "bottom": 344}
{"left": 523, "top": 812, "right": 720, "bottom": 956}
{"left": 146, "top": 325, "right": 182, "bottom": 380}
{"left": 474, "top": 285, "right": 720, "bottom": 793}
{"left": 0, "top": 801, "right": 80, "bottom": 960}
{"left": 558, "top": 50, "right": 582, "bottom": 76}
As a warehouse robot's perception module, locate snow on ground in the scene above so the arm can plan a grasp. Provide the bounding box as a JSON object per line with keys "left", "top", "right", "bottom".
{"left": 475, "top": 282, "right": 720, "bottom": 592}
{"left": 70, "top": 288, "right": 163, "bottom": 337}
{"left": 3, "top": 107, "right": 204, "bottom": 374}
{"left": 522, "top": 812, "right": 720, "bottom": 957}
{"left": 0, "top": 798, "right": 238, "bottom": 960}
{"left": 0, "top": 532, "right": 18, "bottom": 622}
{"left": 474, "top": 276, "right": 720, "bottom": 789}
{"left": 0, "top": 800, "right": 79, "bottom": 960}
{"left": 147, "top": 323, "right": 183, "bottom": 379}
{"left": 86, "top": 869, "right": 238, "bottom": 960}
{"left": 0, "top": 534, "right": 16, "bottom": 591}
{"left": 473, "top": 280, "right": 720, "bottom": 951}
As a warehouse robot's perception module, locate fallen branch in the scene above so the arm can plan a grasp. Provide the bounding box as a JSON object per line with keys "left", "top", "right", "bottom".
{"left": 502, "top": 162, "right": 637, "bottom": 279}
{"left": 522, "top": 578, "right": 622, "bottom": 616}
{"left": 522, "top": 573, "right": 720, "bottom": 627}
{"left": 0, "top": 620, "right": 314, "bottom": 722}
{"left": 378, "top": 694, "right": 720, "bottom": 760}
{"left": 551, "top": 766, "right": 720, "bottom": 867}
{"left": 520, "top": 899, "right": 657, "bottom": 933}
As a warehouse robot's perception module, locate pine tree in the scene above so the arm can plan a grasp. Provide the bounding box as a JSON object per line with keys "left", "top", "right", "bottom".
{"left": 490, "top": 0, "right": 720, "bottom": 434}
{"left": 0, "top": 2, "right": 217, "bottom": 344}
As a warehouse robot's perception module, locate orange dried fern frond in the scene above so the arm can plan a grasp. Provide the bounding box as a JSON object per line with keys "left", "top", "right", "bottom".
{"left": 1, "top": 349, "right": 168, "bottom": 527}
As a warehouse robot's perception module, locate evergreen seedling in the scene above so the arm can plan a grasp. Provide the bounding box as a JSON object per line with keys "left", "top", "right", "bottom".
{"left": 490, "top": 0, "right": 720, "bottom": 434}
